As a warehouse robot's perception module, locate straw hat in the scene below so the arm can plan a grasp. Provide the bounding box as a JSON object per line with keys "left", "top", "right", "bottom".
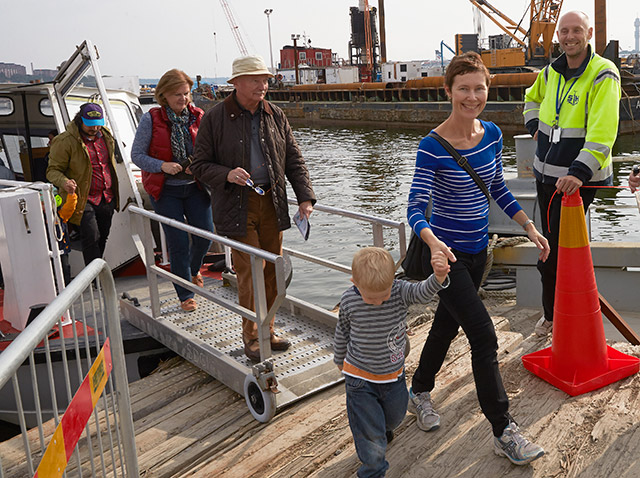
{"left": 228, "top": 56, "right": 274, "bottom": 83}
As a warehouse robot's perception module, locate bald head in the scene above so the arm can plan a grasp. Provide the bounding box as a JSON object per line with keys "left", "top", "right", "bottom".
{"left": 558, "top": 11, "right": 590, "bottom": 30}
{"left": 556, "top": 10, "right": 592, "bottom": 67}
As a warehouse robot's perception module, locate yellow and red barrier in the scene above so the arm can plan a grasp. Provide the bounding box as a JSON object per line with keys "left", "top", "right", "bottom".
{"left": 34, "top": 339, "right": 112, "bottom": 478}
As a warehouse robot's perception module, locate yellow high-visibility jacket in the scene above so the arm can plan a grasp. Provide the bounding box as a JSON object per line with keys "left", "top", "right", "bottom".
{"left": 523, "top": 45, "right": 620, "bottom": 185}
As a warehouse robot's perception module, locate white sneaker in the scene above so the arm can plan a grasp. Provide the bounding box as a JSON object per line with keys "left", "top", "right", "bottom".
{"left": 494, "top": 422, "right": 545, "bottom": 465}
{"left": 534, "top": 317, "right": 553, "bottom": 336}
{"left": 407, "top": 388, "right": 440, "bottom": 431}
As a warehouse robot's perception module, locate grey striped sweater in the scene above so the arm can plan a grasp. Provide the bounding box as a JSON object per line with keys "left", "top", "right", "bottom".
{"left": 334, "top": 275, "right": 448, "bottom": 382}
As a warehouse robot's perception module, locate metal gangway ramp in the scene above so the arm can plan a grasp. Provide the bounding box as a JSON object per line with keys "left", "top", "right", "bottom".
{"left": 121, "top": 202, "right": 406, "bottom": 422}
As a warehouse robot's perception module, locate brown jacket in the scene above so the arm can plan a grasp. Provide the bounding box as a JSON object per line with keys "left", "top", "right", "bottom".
{"left": 191, "top": 93, "right": 315, "bottom": 237}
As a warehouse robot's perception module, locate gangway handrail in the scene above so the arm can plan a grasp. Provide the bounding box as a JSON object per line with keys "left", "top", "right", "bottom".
{"left": 286, "top": 198, "right": 408, "bottom": 272}
{"left": 128, "top": 205, "right": 286, "bottom": 362}
{"left": 0, "top": 259, "right": 138, "bottom": 477}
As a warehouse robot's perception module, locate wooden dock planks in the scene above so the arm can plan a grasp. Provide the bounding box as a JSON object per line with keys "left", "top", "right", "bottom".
{"left": 3, "top": 299, "right": 640, "bottom": 477}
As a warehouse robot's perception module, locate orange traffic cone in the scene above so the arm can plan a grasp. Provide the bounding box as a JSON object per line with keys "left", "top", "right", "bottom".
{"left": 522, "top": 191, "right": 639, "bottom": 396}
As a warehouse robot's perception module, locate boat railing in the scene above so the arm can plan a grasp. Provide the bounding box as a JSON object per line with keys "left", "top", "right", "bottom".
{"left": 0, "top": 259, "right": 139, "bottom": 478}
{"left": 284, "top": 198, "right": 408, "bottom": 274}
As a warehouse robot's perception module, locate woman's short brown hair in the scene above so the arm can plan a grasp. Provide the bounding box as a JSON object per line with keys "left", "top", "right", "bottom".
{"left": 444, "top": 52, "right": 491, "bottom": 91}
{"left": 154, "top": 69, "right": 194, "bottom": 106}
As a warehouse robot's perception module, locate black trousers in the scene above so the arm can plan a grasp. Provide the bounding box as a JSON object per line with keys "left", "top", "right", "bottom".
{"left": 412, "top": 247, "right": 510, "bottom": 437}
{"left": 79, "top": 197, "right": 116, "bottom": 266}
{"left": 535, "top": 182, "right": 597, "bottom": 322}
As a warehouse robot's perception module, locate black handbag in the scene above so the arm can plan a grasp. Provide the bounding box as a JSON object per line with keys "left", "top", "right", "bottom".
{"left": 401, "top": 132, "right": 491, "bottom": 280}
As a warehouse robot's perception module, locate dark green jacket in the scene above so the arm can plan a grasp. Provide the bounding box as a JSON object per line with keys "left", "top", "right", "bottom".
{"left": 47, "top": 121, "right": 119, "bottom": 225}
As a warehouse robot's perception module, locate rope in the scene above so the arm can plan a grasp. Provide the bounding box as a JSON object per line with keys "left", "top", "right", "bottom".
{"left": 546, "top": 185, "right": 636, "bottom": 233}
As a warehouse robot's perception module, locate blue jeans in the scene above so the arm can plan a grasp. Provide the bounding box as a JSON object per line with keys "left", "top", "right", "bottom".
{"left": 149, "top": 183, "right": 213, "bottom": 302}
{"left": 345, "top": 374, "right": 408, "bottom": 478}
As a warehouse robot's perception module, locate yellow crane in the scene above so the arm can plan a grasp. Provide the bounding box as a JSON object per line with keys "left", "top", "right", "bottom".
{"left": 468, "top": 0, "right": 563, "bottom": 70}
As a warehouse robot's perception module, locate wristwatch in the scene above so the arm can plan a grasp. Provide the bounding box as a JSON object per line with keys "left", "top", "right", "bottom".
{"left": 522, "top": 219, "right": 534, "bottom": 230}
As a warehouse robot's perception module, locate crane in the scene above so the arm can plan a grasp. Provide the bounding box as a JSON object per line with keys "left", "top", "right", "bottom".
{"left": 220, "top": 0, "right": 249, "bottom": 56}
{"left": 363, "top": 0, "right": 374, "bottom": 74}
{"left": 468, "top": 0, "right": 563, "bottom": 69}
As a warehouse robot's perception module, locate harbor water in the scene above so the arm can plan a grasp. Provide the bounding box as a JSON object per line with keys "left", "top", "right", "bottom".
{"left": 283, "top": 124, "right": 640, "bottom": 309}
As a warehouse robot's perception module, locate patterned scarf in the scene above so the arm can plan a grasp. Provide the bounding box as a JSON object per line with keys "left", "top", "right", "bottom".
{"left": 165, "top": 105, "right": 192, "bottom": 161}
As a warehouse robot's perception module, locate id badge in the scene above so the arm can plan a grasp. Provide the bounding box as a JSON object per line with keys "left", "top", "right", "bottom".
{"left": 550, "top": 125, "right": 562, "bottom": 143}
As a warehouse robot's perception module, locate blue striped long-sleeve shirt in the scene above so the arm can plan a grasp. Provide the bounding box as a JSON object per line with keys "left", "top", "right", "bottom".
{"left": 334, "top": 275, "right": 448, "bottom": 382}
{"left": 407, "top": 121, "right": 522, "bottom": 254}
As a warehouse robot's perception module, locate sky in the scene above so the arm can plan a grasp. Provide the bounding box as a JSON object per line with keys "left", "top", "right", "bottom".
{"left": 1, "top": 0, "right": 638, "bottom": 80}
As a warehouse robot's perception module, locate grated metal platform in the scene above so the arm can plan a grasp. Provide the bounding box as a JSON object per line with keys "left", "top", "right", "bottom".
{"left": 120, "top": 275, "right": 343, "bottom": 419}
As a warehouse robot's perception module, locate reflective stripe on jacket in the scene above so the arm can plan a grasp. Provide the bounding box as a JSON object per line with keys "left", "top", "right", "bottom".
{"left": 523, "top": 46, "right": 620, "bottom": 184}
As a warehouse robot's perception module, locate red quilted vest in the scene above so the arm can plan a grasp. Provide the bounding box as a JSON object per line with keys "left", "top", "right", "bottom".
{"left": 142, "top": 104, "right": 203, "bottom": 200}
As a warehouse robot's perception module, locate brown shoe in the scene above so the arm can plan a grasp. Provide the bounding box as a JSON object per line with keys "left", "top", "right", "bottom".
{"left": 270, "top": 333, "right": 290, "bottom": 351}
{"left": 180, "top": 298, "right": 197, "bottom": 312}
{"left": 244, "top": 339, "right": 261, "bottom": 362}
{"left": 191, "top": 272, "right": 204, "bottom": 288}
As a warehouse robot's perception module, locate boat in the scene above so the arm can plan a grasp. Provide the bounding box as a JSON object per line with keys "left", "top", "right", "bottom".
{"left": 0, "top": 40, "right": 171, "bottom": 428}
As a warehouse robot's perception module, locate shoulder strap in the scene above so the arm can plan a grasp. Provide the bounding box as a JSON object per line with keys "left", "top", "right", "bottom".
{"left": 427, "top": 131, "right": 491, "bottom": 201}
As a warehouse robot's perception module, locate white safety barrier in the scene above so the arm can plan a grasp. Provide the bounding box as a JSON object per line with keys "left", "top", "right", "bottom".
{"left": 0, "top": 259, "right": 138, "bottom": 478}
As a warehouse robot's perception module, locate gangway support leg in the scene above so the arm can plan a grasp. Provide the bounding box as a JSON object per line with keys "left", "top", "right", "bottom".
{"left": 599, "top": 293, "right": 640, "bottom": 345}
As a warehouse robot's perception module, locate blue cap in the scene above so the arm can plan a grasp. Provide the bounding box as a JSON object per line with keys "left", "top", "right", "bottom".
{"left": 80, "top": 103, "right": 105, "bottom": 126}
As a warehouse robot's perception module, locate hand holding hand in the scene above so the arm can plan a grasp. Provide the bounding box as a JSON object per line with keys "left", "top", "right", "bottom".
{"left": 430, "top": 250, "right": 450, "bottom": 284}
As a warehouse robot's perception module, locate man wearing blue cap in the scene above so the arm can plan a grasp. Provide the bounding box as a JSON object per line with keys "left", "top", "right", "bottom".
{"left": 47, "top": 103, "right": 119, "bottom": 266}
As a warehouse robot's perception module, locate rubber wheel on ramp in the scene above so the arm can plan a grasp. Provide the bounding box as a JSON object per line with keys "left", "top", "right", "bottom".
{"left": 244, "top": 373, "right": 276, "bottom": 423}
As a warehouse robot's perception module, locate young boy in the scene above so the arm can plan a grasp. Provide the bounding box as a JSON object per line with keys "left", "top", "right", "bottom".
{"left": 334, "top": 247, "right": 449, "bottom": 478}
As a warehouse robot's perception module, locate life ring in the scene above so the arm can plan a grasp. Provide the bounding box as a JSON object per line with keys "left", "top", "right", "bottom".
{"left": 276, "top": 73, "right": 283, "bottom": 81}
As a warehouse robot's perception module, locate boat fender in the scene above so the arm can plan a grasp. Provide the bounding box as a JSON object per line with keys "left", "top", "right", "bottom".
{"left": 59, "top": 193, "right": 78, "bottom": 223}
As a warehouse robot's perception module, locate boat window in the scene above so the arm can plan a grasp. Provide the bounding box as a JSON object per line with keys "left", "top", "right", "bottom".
{"left": 39, "top": 98, "right": 53, "bottom": 117}
{"left": 0, "top": 97, "right": 14, "bottom": 116}
{"left": 0, "top": 135, "right": 25, "bottom": 174}
{"left": 0, "top": 134, "right": 51, "bottom": 177}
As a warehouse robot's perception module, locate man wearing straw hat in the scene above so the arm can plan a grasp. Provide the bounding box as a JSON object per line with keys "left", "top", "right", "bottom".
{"left": 192, "top": 55, "right": 315, "bottom": 362}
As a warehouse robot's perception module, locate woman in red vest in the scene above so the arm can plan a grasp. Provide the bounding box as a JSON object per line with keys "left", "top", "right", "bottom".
{"left": 132, "top": 69, "right": 213, "bottom": 312}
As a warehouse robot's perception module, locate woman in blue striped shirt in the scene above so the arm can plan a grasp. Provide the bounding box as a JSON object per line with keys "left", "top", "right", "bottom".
{"left": 406, "top": 52, "right": 550, "bottom": 466}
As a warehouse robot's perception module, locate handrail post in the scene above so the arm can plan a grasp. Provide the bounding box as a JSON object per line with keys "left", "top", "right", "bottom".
{"left": 372, "top": 223, "right": 384, "bottom": 248}
{"left": 251, "top": 254, "right": 272, "bottom": 362}
{"left": 99, "top": 263, "right": 139, "bottom": 478}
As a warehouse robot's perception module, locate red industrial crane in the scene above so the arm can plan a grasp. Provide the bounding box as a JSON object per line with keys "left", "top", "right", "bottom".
{"left": 220, "top": 0, "right": 249, "bottom": 56}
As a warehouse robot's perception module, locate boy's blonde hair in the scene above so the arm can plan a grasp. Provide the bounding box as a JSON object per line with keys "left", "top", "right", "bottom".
{"left": 351, "top": 247, "right": 395, "bottom": 292}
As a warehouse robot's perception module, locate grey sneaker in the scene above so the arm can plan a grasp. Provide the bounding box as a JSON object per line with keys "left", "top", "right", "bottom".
{"left": 407, "top": 388, "right": 440, "bottom": 431}
{"left": 534, "top": 317, "right": 553, "bottom": 336}
{"left": 494, "top": 422, "right": 545, "bottom": 465}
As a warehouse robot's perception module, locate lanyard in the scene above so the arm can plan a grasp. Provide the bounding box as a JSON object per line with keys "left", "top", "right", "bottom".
{"left": 554, "top": 75, "right": 578, "bottom": 126}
